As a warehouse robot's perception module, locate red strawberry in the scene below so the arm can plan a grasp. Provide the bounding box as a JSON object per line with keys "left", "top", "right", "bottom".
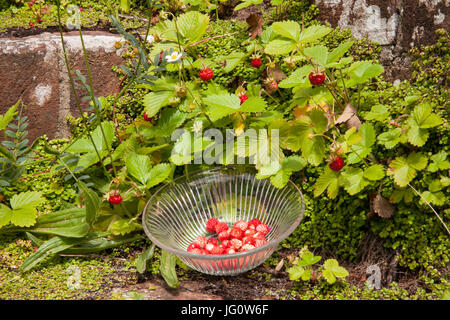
{"left": 187, "top": 243, "right": 201, "bottom": 252}
{"left": 205, "top": 242, "right": 215, "bottom": 252}
{"left": 194, "top": 236, "right": 208, "bottom": 249}
{"left": 215, "top": 222, "right": 229, "bottom": 234}
{"left": 199, "top": 67, "right": 214, "bottom": 81}
{"left": 210, "top": 245, "right": 224, "bottom": 255}
{"left": 254, "top": 239, "right": 267, "bottom": 248}
{"left": 109, "top": 194, "right": 123, "bottom": 205}
{"left": 329, "top": 156, "right": 345, "bottom": 172}
{"left": 309, "top": 71, "right": 326, "bottom": 86}
{"left": 253, "top": 232, "right": 265, "bottom": 240}
{"left": 233, "top": 220, "right": 248, "bottom": 231}
{"left": 143, "top": 112, "right": 152, "bottom": 121}
{"left": 256, "top": 223, "right": 269, "bottom": 236}
{"left": 239, "top": 94, "right": 248, "bottom": 105}
{"left": 218, "top": 231, "right": 230, "bottom": 242}
{"left": 190, "top": 248, "right": 203, "bottom": 255}
{"left": 251, "top": 58, "right": 262, "bottom": 68}
{"left": 248, "top": 219, "right": 262, "bottom": 230}
{"left": 230, "top": 227, "right": 244, "bottom": 240}
{"left": 243, "top": 236, "right": 255, "bottom": 246}
{"left": 221, "top": 239, "right": 230, "bottom": 248}
{"left": 28, "top": 21, "right": 34, "bottom": 28}
{"left": 206, "top": 218, "right": 219, "bottom": 233}
{"left": 159, "top": 51, "right": 164, "bottom": 61}
{"left": 240, "top": 244, "right": 255, "bottom": 252}
{"left": 207, "top": 238, "right": 218, "bottom": 246}
{"left": 244, "top": 229, "right": 256, "bottom": 237}
{"left": 230, "top": 239, "right": 243, "bottom": 250}
{"left": 201, "top": 249, "right": 209, "bottom": 255}
{"left": 226, "top": 248, "right": 236, "bottom": 254}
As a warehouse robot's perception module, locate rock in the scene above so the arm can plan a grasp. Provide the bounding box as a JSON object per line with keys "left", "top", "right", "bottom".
{"left": 314, "top": 0, "right": 449, "bottom": 80}
{"left": 0, "top": 31, "right": 124, "bottom": 141}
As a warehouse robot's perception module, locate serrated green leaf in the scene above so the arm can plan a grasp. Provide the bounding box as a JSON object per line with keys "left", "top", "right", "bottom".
{"left": 110, "top": 219, "right": 140, "bottom": 236}
{"left": 288, "top": 265, "right": 305, "bottom": 281}
{"left": 304, "top": 45, "right": 328, "bottom": 66}
{"left": 0, "top": 100, "right": 19, "bottom": 131}
{"left": 176, "top": 11, "right": 209, "bottom": 45}
{"left": 279, "top": 65, "right": 314, "bottom": 88}
{"left": 299, "top": 25, "right": 331, "bottom": 44}
{"left": 314, "top": 166, "right": 340, "bottom": 198}
{"left": 388, "top": 153, "right": 427, "bottom": 187}
{"left": 365, "top": 104, "right": 389, "bottom": 122}
{"left": 428, "top": 152, "right": 450, "bottom": 172}
{"left": 126, "top": 152, "right": 152, "bottom": 186}
{"left": 363, "top": 164, "right": 385, "bottom": 181}
{"left": 327, "top": 41, "right": 353, "bottom": 64}
{"left": 407, "top": 103, "right": 443, "bottom": 146}
{"left": 309, "top": 108, "right": 328, "bottom": 134}
{"left": 265, "top": 38, "right": 297, "bottom": 55}
{"left": 347, "top": 123, "right": 375, "bottom": 164}
{"left": 322, "top": 259, "right": 349, "bottom": 284}
{"left": 0, "top": 204, "right": 12, "bottom": 228}
{"left": 142, "top": 91, "right": 173, "bottom": 118}
{"left": 341, "top": 167, "right": 369, "bottom": 195}
{"left": 147, "top": 163, "right": 173, "bottom": 189}
{"left": 10, "top": 191, "right": 43, "bottom": 210}
{"left": 272, "top": 21, "right": 300, "bottom": 42}
{"left": 298, "top": 252, "right": 321, "bottom": 266}
{"left": 239, "top": 96, "right": 267, "bottom": 113}
{"left": 378, "top": 128, "right": 402, "bottom": 149}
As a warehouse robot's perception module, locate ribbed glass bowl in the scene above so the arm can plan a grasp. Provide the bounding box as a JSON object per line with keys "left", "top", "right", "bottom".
{"left": 142, "top": 166, "right": 305, "bottom": 276}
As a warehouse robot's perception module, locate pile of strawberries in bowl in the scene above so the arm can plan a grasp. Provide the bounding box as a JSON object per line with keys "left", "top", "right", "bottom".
{"left": 187, "top": 218, "right": 270, "bottom": 255}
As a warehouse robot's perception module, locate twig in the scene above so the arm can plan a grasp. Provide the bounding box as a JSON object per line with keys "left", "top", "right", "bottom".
{"left": 118, "top": 14, "right": 149, "bottom": 23}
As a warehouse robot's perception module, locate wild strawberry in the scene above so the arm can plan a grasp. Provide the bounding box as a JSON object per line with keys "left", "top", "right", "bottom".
{"left": 233, "top": 220, "right": 248, "bottom": 231}
{"left": 190, "top": 248, "right": 203, "bottom": 255}
{"left": 109, "top": 192, "right": 123, "bottom": 205}
{"left": 210, "top": 245, "right": 224, "bottom": 255}
{"left": 226, "top": 248, "right": 236, "bottom": 254}
{"left": 230, "top": 227, "right": 244, "bottom": 240}
{"left": 244, "top": 229, "right": 256, "bottom": 237}
{"left": 251, "top": 57, "right": 262, "bottom": 68}
{"left": 230, "top": 239, "right": 243, "bottom": 250}
{"left": 239, "top": 94, "right": 248, "bottom": 105}
{"left": 187, "top": 243, "right": 201, "bottom": 252}
{"left": 207, "top": 238, "right": 218, "bottom": 246}
{"left": 240, "top": 244, "right": 255, "bottom": 252}
{"left": 242, "top": 236, "right": 255, "bottom": 246}
{"left": 206, "top": 218, "right": 219, "bottom": 233}
{"left": 248, "top": 218, "right": 262, "bottom": 230}
{"left": 254, "top": 239, "right": 267, "bottom": 248}
{"left": 221, "top": 239, "right": 230, "bottom": 248}
{"left": 264, "top": 77, "right": 278, "bottom": 92}
{"left": 143, "top": 112, "right": 152, "bottom": 121}
{"left": 194, "top": 236, "right": 208, "bottom": 249}
{"left": 201, "top": 249, "right": 209, "bottom": 255}
{"left": 159, "top": 51, "right": 164, "bottom": 61}
{"left": 309, "top": 70, "right": 326, "bottom": 86}
{"left": 215, "top": 222, "right": 229, "bottom": 234}
{"left": 218, "top": 231, "right": 230, "bottom": 242}
{"left": 28, "top": 21, "right": 34, "bottom": 28}
{"left": 256, "top": 223, "right": 269, "bottom": 236}
{"left": 253, "top": 232, "right": 266, "bottom": 240}
{"left": 199, "top": 67, "right": 214, "bottom": 81}
{"left": 329, "top": 156, "right": 345, "bottom": 172}
{"left": 205, "top": 242, "right": 215, "bottom": 252}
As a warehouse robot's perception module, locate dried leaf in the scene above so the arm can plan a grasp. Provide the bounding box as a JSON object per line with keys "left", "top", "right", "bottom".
{"left": 335, "top": 103, "right": 361, "bottom": 130}
{"left": 373, "top": 194, "right": 395, "bottom": 218}
{"left": 275, "top": 258, "right": 284, "bottom": 272}
{"left": 246, "top": 14, "right": 263, "bottom": 40}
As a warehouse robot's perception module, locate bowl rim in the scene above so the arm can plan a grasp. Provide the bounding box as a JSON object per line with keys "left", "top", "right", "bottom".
{"left": 142, "top": 165, "right": 305, "bottom": 260}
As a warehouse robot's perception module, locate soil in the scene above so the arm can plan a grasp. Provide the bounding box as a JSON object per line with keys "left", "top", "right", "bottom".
{"left": 83, "top": 233, "right": 429, "bottom": 300}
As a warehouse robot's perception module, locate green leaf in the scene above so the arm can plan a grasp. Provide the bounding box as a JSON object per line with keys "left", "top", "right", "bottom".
{"left": 407, "top": 103, "right": 443, "bottom": 146}
{"left": 272, "top": 21, "right": 300, "bottom": 42}
{"left": 304, "top": 45, "right": 328, "bottom": 66}
{"left": 28, "top": 208, "right": 89, "bottom": 238}
{"left": 388, "top": 152, "right": 428, "bottom": 187}
{"left": 269, "top": 169, "right": 291, "bottom": 189}
{"left": 160, "top": 250, "right": 180, "bottom": 288}
{"left": 170, "top": 131, "right": 192, "bottom": 165}
{"left": 428, "top": 152, "right": 450, "bottom": 172}
{"left": 365, "top": 104, "right": 389, "bottom": 122}
{"left": 314, "top": 166, "right": 340, "bottom": 199}
{"left": 327, "top": 41, "right": 353, "bottom": 64}
{"left": 126, "top": 152, "right": 152, "bottom": 186}
{"left": 78, "top": 181, "right": 101, "bottom": 226}
{"left": 204, "top": 93, "right": 241, "bottom": 121}
{"left": 110, "top": 219, "right": 140, "bottom": 236}
{"left": 288, "top": 265, "right": 305, "bottom": 281}
{"left": 0, "top": 204, "right": 12, "bottom": 228}
{"left": 219, "top": 52, "right": 245, "bottom": 73}
{"left": 298, "top": 252, "right": 321, "bottom": 267}
{"left": 239, "top": 97, "right": 267, "bottom": 113}
{"left": 176, "top": 11, "right": 209, "bottom": 45}
{"left": 279, "top": 65, "right": 314, "bottom": 88}
{"left": 66, "top": 122, "right": 114, "bottom": 153}
{"left": 347, "top": 123, "right": 375, "bottom": 164}
{"left": 377, "top": 128, "right": 402, "bottom": 149}
{"left": 8, "top": 191, "right": 44, "bottom": 227}
{"left": 142, "top": 91, "right": 174, "bottom": 118}
{"left": 341, "top": 167, "right": 369, "bottom": 195}
{"left": 363, "top": 164, "right": 385, "bottom": 181}
{"left": 136, "top": 244, "right": 156, "bottom": 274}
{"left": 299, "top": 25, "right": 331, "bottom": 44}
{"left": 282, "top": 155, "right": 307, "bottom": 172}
{"left": 10, "top": 191, "right": 43, "bottom": 209}
{"left": 322, "top": 259, "right": 349, "bottom": 284}
{"left": 265, "top": 38, "right": 297, "bottom": 55}
{"left": 0, "top": 99, "right": 19, "bottom": 131}
{"left": 147, "top": 163, "right": 173, "bottom": 189}
{"left": 309, "top": 108, "right": 328, "bottom": 134}
{"left": 346, "top": 61, "right": 384, "bottom": 86}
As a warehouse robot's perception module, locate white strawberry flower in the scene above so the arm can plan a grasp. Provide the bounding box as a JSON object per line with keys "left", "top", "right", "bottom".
{"left": 166, "top": 51, "right": 183, "bottom": 63}
{"left": 147, "top": 35, "right": 155, "bottom": 44}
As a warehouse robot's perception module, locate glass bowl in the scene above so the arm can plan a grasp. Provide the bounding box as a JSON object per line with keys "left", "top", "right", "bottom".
{"left": 142, "top": 166, "right": 305, "bottom": 276}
